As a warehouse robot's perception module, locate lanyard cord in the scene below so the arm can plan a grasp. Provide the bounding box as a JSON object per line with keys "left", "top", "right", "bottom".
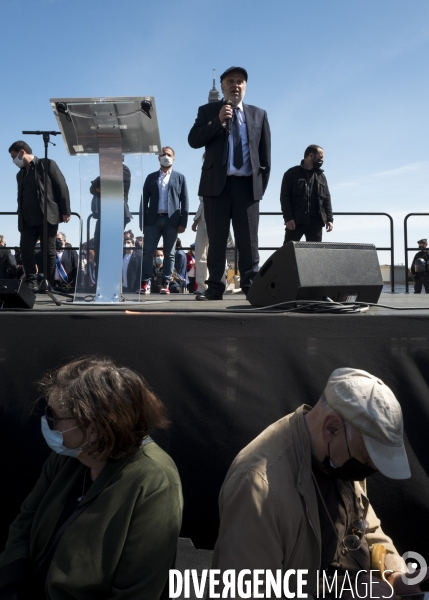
{"left": 298, "top": 416, "right": 367, "bottom": 571}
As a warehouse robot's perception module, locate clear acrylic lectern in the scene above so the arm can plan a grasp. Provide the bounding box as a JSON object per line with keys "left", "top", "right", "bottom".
{"left": 50, "top": 96, "right": 161, "bottom": 303}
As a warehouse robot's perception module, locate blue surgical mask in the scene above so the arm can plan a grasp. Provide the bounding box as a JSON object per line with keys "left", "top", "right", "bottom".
{"left": 155, "top": 256, "right": 163, "bottom": 265}
{"left": 41, "top": 416, "right": 88, "bottom": 458}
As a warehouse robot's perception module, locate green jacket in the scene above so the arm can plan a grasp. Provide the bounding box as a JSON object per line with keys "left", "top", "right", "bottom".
{"left": 0, "top": 442, "right": 183, "bottom": 599}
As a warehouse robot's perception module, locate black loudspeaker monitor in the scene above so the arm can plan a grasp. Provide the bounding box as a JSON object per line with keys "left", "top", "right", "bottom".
{"left": 247, "top": 242, "right": 384, "bottom": 307}
{"left": 0, "top": 280, "right": 35, "bottom": 309}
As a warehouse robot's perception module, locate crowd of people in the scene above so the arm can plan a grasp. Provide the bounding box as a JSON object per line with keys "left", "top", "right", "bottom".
{"left": 4, "top": 66, "right": 428, "bottom": 300}
{"left": 120, "top": 229, "right": 199, "bottom": 295}
{"left": 0, "top": 232, "right": 78, "bottom": 291}
{"left": 0, "top": 360, "right": 426, "bottom": 599}
{"left": 0, "top": 224, "right": 210, "bottom": 296}
{"left": 1, "top": 62, "right": 428, "bottom": 598}
{"left": 5, "top": 66, "right": 334, "bottom": 300}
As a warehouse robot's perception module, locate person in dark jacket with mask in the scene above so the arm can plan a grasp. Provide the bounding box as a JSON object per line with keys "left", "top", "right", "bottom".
{"left": 139, "top": 147, "right": 189, "bottom": 295}
{"left": 0, "top": 235, "right": 16, "bottom": 279}
{"left": 0, "top": 356, "right": 182, "bottom": 600}
{"left": 280, "top": 145, "right": 333, "bottom": 243}
{"left": 410, "top": 238, "right": 429, "bottom": 294}
{"left": 53, "top": 232, "right": 79, "bottom": 291}
{"left": 90, "top": 160, "right": 132, "bottom": 280}
{"left": 8, "top": 140, "right": 71, "bottom": 291}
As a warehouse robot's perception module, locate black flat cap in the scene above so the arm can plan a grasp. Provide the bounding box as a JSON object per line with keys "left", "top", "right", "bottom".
{"left": 220, "top": 66, "right": 248, "bottom": 82}
{"left": 418, "top": 239, "right": 427, "bottom": 244}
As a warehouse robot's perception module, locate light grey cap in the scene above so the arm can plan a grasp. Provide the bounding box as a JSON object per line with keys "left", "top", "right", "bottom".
{"left": 324, "top": 368, "right": 411, "bottom": 479}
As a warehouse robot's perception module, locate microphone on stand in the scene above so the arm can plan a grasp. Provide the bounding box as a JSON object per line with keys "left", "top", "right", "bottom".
{"left": 225, "top": 100, "right": 233, "bottom": 134}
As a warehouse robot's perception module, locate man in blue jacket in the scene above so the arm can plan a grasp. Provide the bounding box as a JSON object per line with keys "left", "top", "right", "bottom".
{"left": 139, "top": 147, "right": 189, "bottom": 294}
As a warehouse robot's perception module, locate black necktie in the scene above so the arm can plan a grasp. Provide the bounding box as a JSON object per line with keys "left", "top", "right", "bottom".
{"left": 232, "top": 107, "right": 243, "bottom": 170}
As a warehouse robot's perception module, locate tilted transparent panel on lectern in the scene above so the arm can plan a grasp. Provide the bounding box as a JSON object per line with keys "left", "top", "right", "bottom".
{"left": 50, "top": 96, "right": 161, "bottom": 303}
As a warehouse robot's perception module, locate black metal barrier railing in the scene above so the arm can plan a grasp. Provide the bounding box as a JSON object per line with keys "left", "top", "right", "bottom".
{"left": 0, "top": 212, "right": 83, "bottom": 253}
{"left": 2, "top": 210, "right": 395, "bottom": 292}
{"left": 335, "top": 212, "right": 395, "bottom": 293}
{"left": 233, "top": 211, "right": 395, "bottom": 293}
{"left": 85, "top": 211, "right": 197, "bottom": 256}
{"left": 403, "top": 213, "right": 429, "bottom": 294}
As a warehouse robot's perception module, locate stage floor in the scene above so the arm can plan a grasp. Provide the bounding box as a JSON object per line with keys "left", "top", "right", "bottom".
{"left": 25, "top": 289, "right": 429, "bottom": 315}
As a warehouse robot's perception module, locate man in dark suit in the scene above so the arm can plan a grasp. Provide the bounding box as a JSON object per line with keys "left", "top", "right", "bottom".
{"left": 0, "top": 235, "right": 16, "bottom": 280}
{"left": 90, "top": 160, "right": 132, "bottom": 279}
{"left": 411, "top": 238, "right": 429, "bottom": 294}
{"left": 122, "top": 238, "right": 142, "bottom": 293}
{"left": 139, "top": 146, "right": 189, "bottom": 294}
{"left": 53, "top": 231, "right": 79, "bottom": 291}
{"left": 8, "top": 140, "right": 71, "bottom": 291}
{"left": 188, "top": 66, "right": 271, "bottom": 300}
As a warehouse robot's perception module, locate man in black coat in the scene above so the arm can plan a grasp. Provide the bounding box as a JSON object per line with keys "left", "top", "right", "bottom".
{"left": 0, "top": 235, "right": 16, "bottom": 279}
{"left": 122, "top": 238, "right": 142, "bottom": 293}
{"left": 90, "top": 160, "right": 132, "bottom": 280}
{"left": 90, "top": 161, "right": 132, "bottom": 225}
{"left": 188, "top": 66, "right": 271, "bottom": 300}
{"left": 53, "top": 232, "right": 79, "bottom": 291}
{"left": 8, "top": 140, "right": 71, "bottom": 290}
{"left": 411, "top": 238, "right": 429, "bottom": 294}
{"left": 280, "top": 145, "right": 333, "bottom": 243}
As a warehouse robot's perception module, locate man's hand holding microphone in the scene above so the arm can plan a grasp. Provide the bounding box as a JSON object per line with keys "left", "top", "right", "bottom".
{"left": 219, "top": 100, "right": 233, "bottom": 130}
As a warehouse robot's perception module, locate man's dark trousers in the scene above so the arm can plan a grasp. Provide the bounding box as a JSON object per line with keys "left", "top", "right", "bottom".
{"left": 414, "top": 272, "right": 429, "bottom": 293}
{"left": 284, "top": 218, "right": 324, "bottom": 243}
{"left": 20, "top": 222, "right": 58, "bottom": 284}
{"left": 204, "top": 176, "right": 259, "bottom": 294}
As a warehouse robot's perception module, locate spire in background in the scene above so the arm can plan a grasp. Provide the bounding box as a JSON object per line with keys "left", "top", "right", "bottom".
{"left": 208, "top": 68, "right": 220, "bottom": 103}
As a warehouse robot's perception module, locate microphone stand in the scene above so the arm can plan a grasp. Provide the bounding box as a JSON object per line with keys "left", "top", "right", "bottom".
{"left": 22, "top": 130, "right": 74, "bottom": 305}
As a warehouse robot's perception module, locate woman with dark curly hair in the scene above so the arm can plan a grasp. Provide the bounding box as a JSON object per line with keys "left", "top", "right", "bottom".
{"left": 0, "top": 357, "right": 182, "bottom": 600}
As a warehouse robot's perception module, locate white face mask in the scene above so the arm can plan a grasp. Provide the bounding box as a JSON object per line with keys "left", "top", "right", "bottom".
{"left": 41, "top": 415, "right": 88, "bottom": 458}
{"left": 13, "top": 153, "right": 25, "bottom": 168}
{"left": 159, "top": 154, "right": 173, "bottom": 167}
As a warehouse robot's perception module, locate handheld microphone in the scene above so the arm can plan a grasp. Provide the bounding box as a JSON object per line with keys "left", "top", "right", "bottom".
{"left": 225, "top": 100, "right": 232, "bottom": 134}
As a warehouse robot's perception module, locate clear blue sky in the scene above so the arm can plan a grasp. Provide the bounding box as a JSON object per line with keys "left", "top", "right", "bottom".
{"left": 1, "top": 0, "right": 428, "bottom": 267}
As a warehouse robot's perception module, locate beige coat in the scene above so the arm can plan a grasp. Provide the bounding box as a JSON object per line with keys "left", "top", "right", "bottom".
{"left": 212, "top": 405, "right": 405, "bottom": 597}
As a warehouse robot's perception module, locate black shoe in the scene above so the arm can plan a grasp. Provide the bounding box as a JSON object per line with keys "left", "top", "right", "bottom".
{"left": 196, "top": 289, "right": 223, "bottom": 301}
{"left": 25, "top": 280, "right": 39, "bottom": 293}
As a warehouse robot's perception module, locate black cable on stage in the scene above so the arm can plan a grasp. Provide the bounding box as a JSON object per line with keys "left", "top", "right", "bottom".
{"left": 226, "top": 299, "right": 369, "bottom": 314}
{"left": 360, "top": 302, "right": 429, "bottom": 310}
{"left": 226, "top": 299, "right": 429, "bottom": 313}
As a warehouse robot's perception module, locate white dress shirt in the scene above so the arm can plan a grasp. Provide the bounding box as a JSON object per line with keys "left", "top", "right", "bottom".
{"left": 227, "top": 101, "right": 252, "bottom": 177}
{"left": 158, "top": 168, "right": 172, "bottom": 213}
